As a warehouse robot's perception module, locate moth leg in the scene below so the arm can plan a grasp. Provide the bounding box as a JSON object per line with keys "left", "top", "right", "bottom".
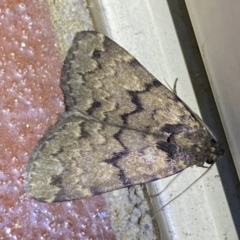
{"left": 164, "top": 78, "right": 178, "bottom": 94}
{"left": 173, "top": 78, "right": 178, "bottom": 94}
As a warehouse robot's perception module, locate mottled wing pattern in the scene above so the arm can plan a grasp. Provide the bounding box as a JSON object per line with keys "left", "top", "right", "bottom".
{"left": 25, "top": 31, "right": 223, "bottom": 202}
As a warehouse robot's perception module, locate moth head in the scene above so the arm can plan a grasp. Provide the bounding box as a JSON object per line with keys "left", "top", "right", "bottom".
{"left": 205, "top": 138, "right": 224, "bottom": 164}
{"left": 165, "top": 128, "right": 224, "bottom": 166}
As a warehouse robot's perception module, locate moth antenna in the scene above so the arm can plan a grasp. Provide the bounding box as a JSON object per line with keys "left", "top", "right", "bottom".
{"left": 152, "top": 164, "right": 214, "bottom": 220}
{"left": 151, "top": 170, "right": 184, "bottom": 198}
{"left": 163, "top": 78, "right": 178, "bottom": 93}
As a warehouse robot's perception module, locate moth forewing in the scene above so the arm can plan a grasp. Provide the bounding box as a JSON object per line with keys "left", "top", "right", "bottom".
{"left": 25, "top": 31, "right": 224, "bottom": 203}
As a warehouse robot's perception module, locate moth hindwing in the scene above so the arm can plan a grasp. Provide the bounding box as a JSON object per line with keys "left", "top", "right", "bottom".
{"left": 25, "top": 31, "right": 223, "bottom": 203}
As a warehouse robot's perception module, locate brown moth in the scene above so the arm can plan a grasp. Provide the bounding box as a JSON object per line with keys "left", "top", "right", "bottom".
{"left": 25, "top": 31, "right": 223, "bottom": 203}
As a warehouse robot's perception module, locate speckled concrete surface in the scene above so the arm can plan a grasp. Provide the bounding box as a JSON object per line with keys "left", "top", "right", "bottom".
{"left": 0, "top": 1, "right": 115, "bottom": 239}
{"left": 105, "top": 186, "right": 159, "bottom": 240}
{"left": 46, "top": 0, "right": 93, "bottom": 56}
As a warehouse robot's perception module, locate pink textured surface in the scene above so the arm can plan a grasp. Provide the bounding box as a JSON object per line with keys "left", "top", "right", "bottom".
{"left": 0, "top": 0, "right": 115, "bottom": 239}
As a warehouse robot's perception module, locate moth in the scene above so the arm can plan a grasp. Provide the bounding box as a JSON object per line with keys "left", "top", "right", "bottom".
{"left": 25, "top": 31, "right": 224, "bottom": 203}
